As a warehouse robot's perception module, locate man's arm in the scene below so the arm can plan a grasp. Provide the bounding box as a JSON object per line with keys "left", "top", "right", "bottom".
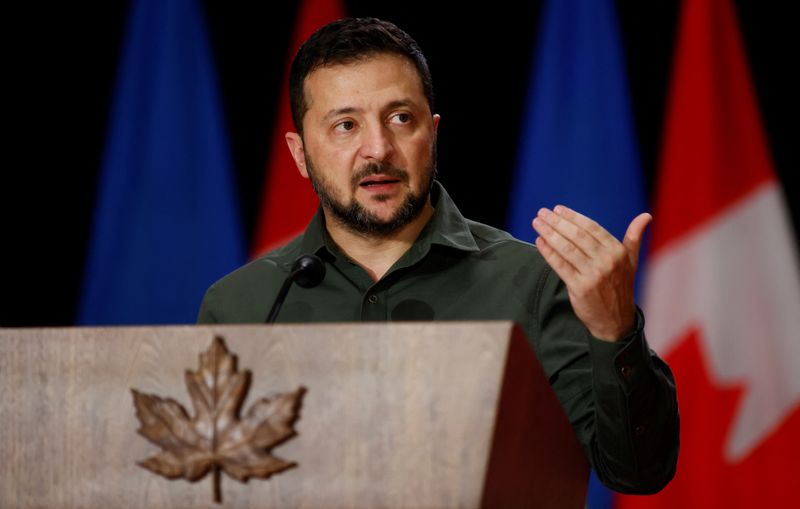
{"left": 532, "top": 206, "right": 679, "bottom": 493}
{"left": 586, "top": 316, "right": 680, "bottom": 493}
{"left": 197, "top": 286, "right": 220, "bottom": 324}
{"left": 534, "top": 267, "right": 679, "bottom": 493}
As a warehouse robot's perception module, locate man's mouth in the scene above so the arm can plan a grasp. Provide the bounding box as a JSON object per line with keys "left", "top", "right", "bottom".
{"left": 358, "top": 176, "right": 402, "bottom": 188}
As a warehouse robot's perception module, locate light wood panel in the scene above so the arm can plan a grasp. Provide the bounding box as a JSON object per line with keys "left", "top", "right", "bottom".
{"left": 0, "top": 322, "right": 587, "bottom": 508}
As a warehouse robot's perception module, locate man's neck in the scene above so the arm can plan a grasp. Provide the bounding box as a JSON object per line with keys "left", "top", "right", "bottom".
{"left": 324, "top": 201, "right": 435, "bottom": 282}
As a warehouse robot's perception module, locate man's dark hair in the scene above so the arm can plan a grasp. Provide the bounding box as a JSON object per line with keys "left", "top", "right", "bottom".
{"left": 289, "top": 17, "right": 434, "bottom": 135}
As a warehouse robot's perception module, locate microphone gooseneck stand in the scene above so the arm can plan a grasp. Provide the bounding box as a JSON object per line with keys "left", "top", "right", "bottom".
{"left": 266, "top": 254, "right": 326, "bottom": 323}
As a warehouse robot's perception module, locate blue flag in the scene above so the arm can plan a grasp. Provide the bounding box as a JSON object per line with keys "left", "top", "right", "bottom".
{"left": 79, "top": 0, "right": 244, "bottom": 325}
{"left": 507, "top": 0, "right": 647, "bottom": 507}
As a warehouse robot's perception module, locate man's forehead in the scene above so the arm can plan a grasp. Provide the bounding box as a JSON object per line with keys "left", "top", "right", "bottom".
{"left": 303, "top": 54, "right": 425, "bottom": 113}
{"left": 309, "top": 52, "right": 417, "bottom": 78}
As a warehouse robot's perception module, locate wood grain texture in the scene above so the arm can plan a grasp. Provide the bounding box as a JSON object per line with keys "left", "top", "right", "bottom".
{"left": 0, "top": 322, "right": 587, "bottom": 508}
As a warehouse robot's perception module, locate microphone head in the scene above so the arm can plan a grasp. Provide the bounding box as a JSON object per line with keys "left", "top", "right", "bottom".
{"left": 292, "top": 254, "right": 326, "bottom": 288}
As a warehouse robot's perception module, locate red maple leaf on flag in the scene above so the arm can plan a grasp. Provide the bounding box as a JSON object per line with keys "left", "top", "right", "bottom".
{"left": 618, "top": 330, "right": 800, "bottom": 508}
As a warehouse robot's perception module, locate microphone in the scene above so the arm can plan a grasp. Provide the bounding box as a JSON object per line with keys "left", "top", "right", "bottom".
{"left": 266, "top": 254, "right": 326, "bottom": 323}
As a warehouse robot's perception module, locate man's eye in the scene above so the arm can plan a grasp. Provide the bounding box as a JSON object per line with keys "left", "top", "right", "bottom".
{"left": 334, "top": 120, "right": 355, "bottom": 132}
{"left": 390, "top": 112, "right": 411, "bottom": 124}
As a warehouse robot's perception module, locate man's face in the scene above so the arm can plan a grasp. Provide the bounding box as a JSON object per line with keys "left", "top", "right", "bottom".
{"left": 285, "top": 53, "right": 440, "bottom": 236}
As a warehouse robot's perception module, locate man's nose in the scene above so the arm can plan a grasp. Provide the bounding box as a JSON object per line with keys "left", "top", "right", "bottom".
{"left": 359, "top": 123, "right": 395, "bottom": 162}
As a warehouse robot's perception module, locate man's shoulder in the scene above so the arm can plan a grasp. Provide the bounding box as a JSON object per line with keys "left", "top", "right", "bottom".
{"left": 208, "top": 236, "right": 303, "bottom": 294}
{"left": 443, "top": 216, "right": 552, "bottom": 280}
{"left": 464, "top": 218, "right": 539, "bottom": 256}
{"left": 198, "top": 236, "right": 305, "bottom": 323}
{"left": 432, "top": 181, "right": 537, "bottom": 258}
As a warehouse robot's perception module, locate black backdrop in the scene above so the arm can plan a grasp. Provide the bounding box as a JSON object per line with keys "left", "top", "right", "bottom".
{"left": 5, "top": 1, "right": 797, "bottom": 326}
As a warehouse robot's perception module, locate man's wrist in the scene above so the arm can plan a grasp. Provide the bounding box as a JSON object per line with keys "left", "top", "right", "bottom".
{"left": 591, "top": 306, "right": 643, "bottom": 343}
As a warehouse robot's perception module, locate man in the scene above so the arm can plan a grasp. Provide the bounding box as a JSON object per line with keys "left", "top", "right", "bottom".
{"left": 198, "top": 18, "right": 678, "bottom": 494}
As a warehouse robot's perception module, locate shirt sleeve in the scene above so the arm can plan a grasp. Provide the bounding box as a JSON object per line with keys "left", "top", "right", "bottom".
{"left": 532, "top": 266, "right": 679, "bottom": 494}
{"left": 196, "top": 285, "right": 221, "bottom": 324}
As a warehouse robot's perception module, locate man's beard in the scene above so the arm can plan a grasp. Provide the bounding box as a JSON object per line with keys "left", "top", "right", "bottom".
{"left": 305, "top": 155, "right": 436, "bottom": 238}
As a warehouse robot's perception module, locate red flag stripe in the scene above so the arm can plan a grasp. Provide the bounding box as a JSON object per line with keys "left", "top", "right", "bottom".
{"left": 650, "top": 0, "right": 774, "bottom": 255}
{"left": 251, "top": 0, "right": 346, "bottom": 257}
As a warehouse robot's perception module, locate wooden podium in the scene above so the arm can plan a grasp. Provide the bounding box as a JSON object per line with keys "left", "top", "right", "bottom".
{"left": 0, "top": 322, "right": 588, "bottom": 508}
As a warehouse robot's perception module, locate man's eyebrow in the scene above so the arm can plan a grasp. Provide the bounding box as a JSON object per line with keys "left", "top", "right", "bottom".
{"left": 323, "top": 107, "right": 360, "bottom": 121}
{"left": 385, "top": 99, "right": 417, "bottom": 110}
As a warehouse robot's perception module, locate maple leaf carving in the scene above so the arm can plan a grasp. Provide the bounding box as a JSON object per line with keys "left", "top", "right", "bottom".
{"left": 132, "top": 336, "right": 304, "bottom": 503}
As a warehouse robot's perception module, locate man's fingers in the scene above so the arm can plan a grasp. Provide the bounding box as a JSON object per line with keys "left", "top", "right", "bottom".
{"left": 623, "top": 212, "right": 653, "bottom": 268}
{"left": 552, "top": 205, "right": 617, "bottom": 247}
{"left": 532, "top": 215, "right": 590, "bottom": 273}
{"left": 534, "top": 235, "right": 579, "bottom": 284}
{"left": 537, "top": 207, "right": 603, "bottom": 256}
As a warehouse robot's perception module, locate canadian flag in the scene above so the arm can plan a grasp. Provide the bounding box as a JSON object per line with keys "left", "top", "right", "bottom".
{"left": 617, "top": 0, "right": 800, "bottom": 506}
{"left": 251, "top": 0, "right": 345, "bottom": 257}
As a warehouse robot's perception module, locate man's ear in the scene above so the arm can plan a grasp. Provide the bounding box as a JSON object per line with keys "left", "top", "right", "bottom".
{"left": 432, "top": 113, "right": 441, "bottom": 135}
{"left": 285, "top": 132, "right": 308, "bottom": 179}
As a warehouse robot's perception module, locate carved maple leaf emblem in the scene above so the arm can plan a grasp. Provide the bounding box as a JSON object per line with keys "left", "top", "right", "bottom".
{"left": 131, "top": 336, "right": 304, "bottom": 503}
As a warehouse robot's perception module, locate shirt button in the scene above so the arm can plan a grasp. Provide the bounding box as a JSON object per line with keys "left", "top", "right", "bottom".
{"left": 635, "top": 424, "right": 647, "bottom": 436}
{"left": 620, "top": 365, "right": 632, "bottom": 378}
{"left": 368, "top": 294, "right": 379, "bottom": 304}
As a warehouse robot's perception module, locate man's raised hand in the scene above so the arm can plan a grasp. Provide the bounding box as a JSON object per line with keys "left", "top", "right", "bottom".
{"left": 532, "top": 206, "right": 652, "bottom": 342}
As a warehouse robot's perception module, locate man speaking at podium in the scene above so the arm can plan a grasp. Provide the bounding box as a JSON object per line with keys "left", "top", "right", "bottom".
{"left": 198, "top": 18, "right": 678, "bottom": 494}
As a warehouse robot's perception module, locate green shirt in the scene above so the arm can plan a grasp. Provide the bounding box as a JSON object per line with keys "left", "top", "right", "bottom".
{"left": 198, "top": 181, "right": 678, "bottom": 494}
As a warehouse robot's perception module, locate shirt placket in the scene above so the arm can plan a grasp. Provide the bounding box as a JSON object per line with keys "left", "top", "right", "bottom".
{"left": 360, "top": 283, "right": 388, "bottom": 321}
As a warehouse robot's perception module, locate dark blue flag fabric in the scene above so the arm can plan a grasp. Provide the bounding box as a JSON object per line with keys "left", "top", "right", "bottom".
{"left": 507, "top": 0, "right": 647, "bottom": 507}
{"left": 79, "top": 0, "right": 244, "bottom": 324}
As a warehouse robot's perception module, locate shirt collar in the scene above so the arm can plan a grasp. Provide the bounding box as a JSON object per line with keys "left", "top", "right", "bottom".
{"left": 298, "top": 207, "right": 331, "bottom": 257}
{"left": 425, "top": 181, "right": 480, "bottom": 252}
{"left": 298, "top": 180, "right": 479, "bottom": 260}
